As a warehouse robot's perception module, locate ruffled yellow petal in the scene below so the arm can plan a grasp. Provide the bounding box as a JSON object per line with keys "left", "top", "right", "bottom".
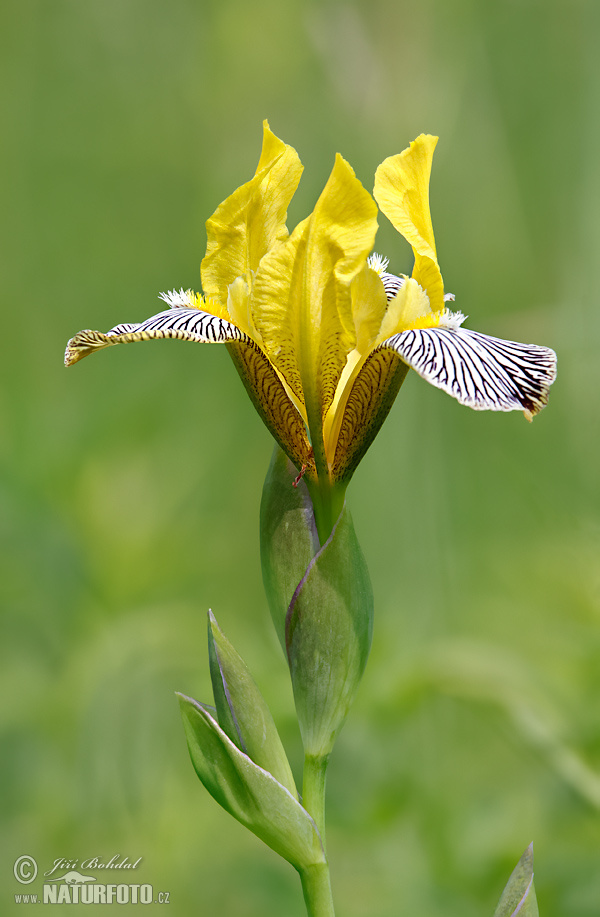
{"left": 253, "top": 155, "right": 378, "bottom": 476}
{"left": 373, "top": 134, "right": 444, "bottom": 313}
{"left": 201, "top": 120, "right": 303, "bottom": 310}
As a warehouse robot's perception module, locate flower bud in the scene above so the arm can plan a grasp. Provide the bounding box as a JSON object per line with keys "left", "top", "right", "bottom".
{"left": 178, "top": 694, "right": 325, "bottom": 871}
{"left": 207, "top": 610, "right": 297, "bottom": 797}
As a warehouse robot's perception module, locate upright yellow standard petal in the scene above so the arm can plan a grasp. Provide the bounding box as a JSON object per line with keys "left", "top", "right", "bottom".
{"left": 201, "top": 120, "right": 303, "bottom": 309}
{"left": 253, "top": 155, "right": 378, "bottom": 478}
{"left": 252, "top": 216, "right": 310, "bottom": 410}
{"left": 374, "top": 134, "right": 444, "bottom": 313}
{"left": 301, "top": 154, "right": 378, "bottom": 440}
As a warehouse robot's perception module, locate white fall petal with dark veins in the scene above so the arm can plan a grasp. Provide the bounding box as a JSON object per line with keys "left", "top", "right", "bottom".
{"left": 382, "top": 322, "right": 557, "bottom": 416}
{"left": 64, "top": 306, "right": 248, "bottom": 366}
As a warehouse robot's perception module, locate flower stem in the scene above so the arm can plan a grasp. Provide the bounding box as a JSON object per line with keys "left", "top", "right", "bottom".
{"left": 299, "top": 863, "right": 335, "bottom": 917}
{"left": 299, "top": 754, "right": 334, "bottom": 916}
{"left": 303, "top": 753, "right": 329, "bottom": 843}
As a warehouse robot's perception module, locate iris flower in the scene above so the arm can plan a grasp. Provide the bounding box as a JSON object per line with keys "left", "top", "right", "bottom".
{"left": 65, "top": 123, "right": 556, "bottom": 540}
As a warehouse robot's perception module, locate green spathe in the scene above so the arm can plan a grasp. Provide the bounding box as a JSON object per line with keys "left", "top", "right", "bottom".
{"left": 260, "top": 447, "right": 320, "bottom": 650}
{"left": 493, "top": 844, "right": 539, "bottom": 917}
{"left": 287, "top": 503, "right": 373, "bottom": 755}
{"left": 207, "top": 610, "right": 297, "bottom": 798}
{"left": 178, "top": 694, "right": 325, "bottom": 871}
{"left": 260, "top": 447, "right": 374, "bottom": 757}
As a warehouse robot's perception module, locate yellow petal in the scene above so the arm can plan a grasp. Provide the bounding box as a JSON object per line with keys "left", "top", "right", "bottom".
{"left": 373, "top": 134, "right": 444, "bottom": 313}
{"left": 321, "top": 265, "right": 387, "bottom": 460}
{"left": 324, "top": 277, "right": 434, "bottom": 475}
{"left": 251, "top": 216, "right": 310, "bottom": 409}
{"left": 350, "top": 264, "right": 389, "bottom": 356}
{"left": 331, "top": 349, "right": 409, "bottom": 483}
{"left": 376, "top": 276, "right": 433, "bottom": 342}
{"left": 253, "top": 155, "right": 378, "bottom": 475}
{"left": 226, "top": 276, "right": 255, "bottom": 340}
{"left": 201, "top": 120, "right": 303, "bottom": 308}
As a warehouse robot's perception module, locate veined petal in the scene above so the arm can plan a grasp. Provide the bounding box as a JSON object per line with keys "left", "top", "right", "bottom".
{"left": 374, "top": 135, "right": 444, "bottom": 312}
{"left": 381, "top": 320, "right": 557, "bottom": 418}
{"left": 201, "top": 121, "right": 303, "bottom": 307}
{"left": 331, "top": 349, "right": 409, "bottom": 483}
{"left": 322, "top": 265, "right": 388, "bottom": 464}
{"left": 325, "top": 275, "right": 429, "bottom": 478}
{"left": 64, "top": 298, "right": 314, "bottom": 474}
{"left": 226, "top": 340, "right": 315, "bottom": 480}
{"left": 64, "top": 304, "right": 246, "bottom": 366}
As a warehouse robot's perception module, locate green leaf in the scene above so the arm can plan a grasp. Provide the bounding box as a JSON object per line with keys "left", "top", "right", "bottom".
{"left": 287, "top": 503, "right": 373, "bottom": 757}
{"left": 493, "top": 844, "right": 539, "bottom": 917}
{"left": 207, "top": 610, "right": 298, "bottom": 798}
{"left": 260, "top": 447, "right": 320, "bottom": 651}
{"left": 178, "top": 693, "right": 325, "bottom": 871}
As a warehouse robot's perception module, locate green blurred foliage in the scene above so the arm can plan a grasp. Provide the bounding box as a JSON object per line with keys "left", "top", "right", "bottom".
{"left": 1, "top": 0, "right": 599, "bottom": 913}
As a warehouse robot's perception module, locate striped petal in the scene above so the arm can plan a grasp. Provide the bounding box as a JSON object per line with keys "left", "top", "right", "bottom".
{"left": 226, "top": 340, "right": 315, "bottom": 480}
{"left": 381, "top": 322, "right": 557, "bottom": 418}
{"left": 64, "top": 301, "right": 315, "bottom": 476}
{"left": 64, "top": 306, "right": 246, "bottom": 366}
{"left": 331, "top": 349, "right": 409, "bottom": 483}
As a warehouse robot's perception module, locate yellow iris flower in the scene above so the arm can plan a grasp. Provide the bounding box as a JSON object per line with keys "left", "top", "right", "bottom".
{"left": 65, "top": 122, "right": 556, "bottom": 540}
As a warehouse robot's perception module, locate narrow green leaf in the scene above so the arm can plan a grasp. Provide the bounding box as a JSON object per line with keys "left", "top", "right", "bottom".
{"left": 493, "top": 844, "right": 539, "bottom": 917}
{"left": 260, "top": 447, "right": 320, "bottom": 651}
{"left": 178, "top": 693, "right": 325, "bottom": 871}
{"left": 207, "top": 611, "right": 298, "bottom": 798}
{"left": 286, "top": 504, "right": 374, "bottom": 757}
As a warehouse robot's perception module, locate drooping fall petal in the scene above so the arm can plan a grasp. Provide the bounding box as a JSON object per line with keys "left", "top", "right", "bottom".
{"left": 64, "top": 298, "right": 314, "bottom": 476}
{"left": 63, "top": 305, "right": 246, "bottom": 366}
{"left": 381, "top": 322, "right": 557, "bottom": 418}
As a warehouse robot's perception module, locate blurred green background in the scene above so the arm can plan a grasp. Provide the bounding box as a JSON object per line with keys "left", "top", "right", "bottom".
{"left": 1, "top": 0, "right": 599, "bottom": 913}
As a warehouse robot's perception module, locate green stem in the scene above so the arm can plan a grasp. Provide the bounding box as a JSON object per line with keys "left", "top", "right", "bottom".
{"left": 303, "top": 753, "right": 329, "bottom": 843}
{"left": 299, "top": 863, "right": 335, "bottom": 917}
{"left": 300, "top": 754, "right": 334, "bottom": 916}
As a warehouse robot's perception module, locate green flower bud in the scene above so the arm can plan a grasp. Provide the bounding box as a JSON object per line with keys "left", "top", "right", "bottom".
{"left": 207, "top": 610, "right": 297, "bottom": 798}
{"left": 178, "top": 695, "right": 325, "bottom": 871}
